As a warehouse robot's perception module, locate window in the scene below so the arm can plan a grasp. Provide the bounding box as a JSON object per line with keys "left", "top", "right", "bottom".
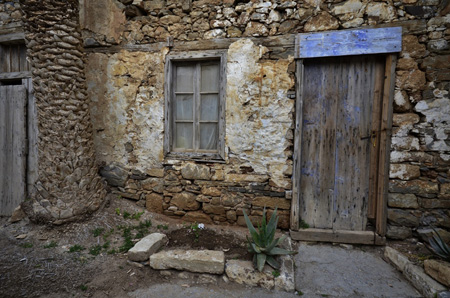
{"left": 164, "top": 51, "right": 226, "bottom": 160}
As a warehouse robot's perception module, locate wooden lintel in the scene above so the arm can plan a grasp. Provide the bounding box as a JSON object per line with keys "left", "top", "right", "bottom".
{"left": 0, "top": 71, "right": 32, "bottom": 80}
{"left": 0, "top": 32, "right": 25, "bottom": 44}
{"left": 85, "top": 34, "right": 296, "bottom": 54}
{"left": 290, "top": 228, "right": 381, "bottom": 245}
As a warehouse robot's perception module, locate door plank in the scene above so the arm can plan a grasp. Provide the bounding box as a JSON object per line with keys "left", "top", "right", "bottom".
{"left": 333, "top": 56, "right": 379, "bottom": 230}
{"left": 300, "top": 59, "right": 338, "bottom": 229}
{"left": 367, "top": 61, "right": 385, "bottom": 219}
{"left": 0, "top": 85, "right": 27, "bottom": 216}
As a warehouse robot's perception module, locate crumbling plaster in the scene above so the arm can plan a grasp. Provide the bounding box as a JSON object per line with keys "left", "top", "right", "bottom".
{"left": 86, "top": 39, "right": 294, "bottom": 188}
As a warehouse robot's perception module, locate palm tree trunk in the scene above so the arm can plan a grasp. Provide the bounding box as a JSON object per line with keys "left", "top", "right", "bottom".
{"left": 20, "top": 0, "right": 106, "bottom": 224}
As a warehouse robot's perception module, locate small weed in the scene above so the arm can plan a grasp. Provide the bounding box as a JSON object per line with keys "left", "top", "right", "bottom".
{"left": 123, "top": 211, "right": 131, "bottom": 219}
{"left": 107, "top": 249, "right": 117, "bottom": 255}
{"left": 131, "top": 211, "right": 144, "bottom": 220}
{"left": 157, "top": 224, "right": 169, "bottom": 230}
{"left": 80, "top": 285, "right": 88, "bottom": 291}
{"left": 92, "top": 227, "right": 105, "bottom": 237}
{"left": 34, "top": 264, "right": 42, "bottom": 268}
{"left": 102, "top": 241, "right": 110, "bottom": 250}
{"left": 321, "top": 294, "right": 330, "bottom": 297}
{"left": 118, "top": 265, "right": 124, "bottom": 269}
{"left": 115, "top": 208, "right": 121, "bottom": 215}
{"left": 69, "top": 244, "right": 85, "bottom": 253}
{"left": 44, "top": 241, "right": 58, "bottom": 249}
{"left": 299, "top": 220, "right": 309, "bottom": 229}
{"left": 296, "top": 290, "right": 304, "bottom": 296}
{"left": 102, "top": 228, "right": 115, "bottom": 241}
{"left": 119, "top": 227, "right": 134, "bottom": 252}
{"left": 20, "top": 243, "right": 33, "bottom": 248}
{"left": 272, "top": 270, "right": 280, "bottom": 278}
{"left": 89, "top": 245, "right": 102, "bottom": 256}
{"left": 188, "top": 222, "right": 205, "bottom": 242}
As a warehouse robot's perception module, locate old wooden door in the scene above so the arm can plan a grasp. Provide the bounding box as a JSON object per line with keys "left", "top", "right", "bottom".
{"left": 298, "top": 55, "right": 385, "bottom": 232}
{"left": 0, "top": 85, "right": 27, "bottom": 215}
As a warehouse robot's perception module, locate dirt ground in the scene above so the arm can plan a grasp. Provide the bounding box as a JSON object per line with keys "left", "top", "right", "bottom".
{"left": 0, "top": 195, "right": 254, "bottom": 298}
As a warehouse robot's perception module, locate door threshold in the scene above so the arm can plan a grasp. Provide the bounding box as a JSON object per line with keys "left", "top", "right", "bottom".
{"left": 290, "top": 228, "right": 386, "bottom": 245}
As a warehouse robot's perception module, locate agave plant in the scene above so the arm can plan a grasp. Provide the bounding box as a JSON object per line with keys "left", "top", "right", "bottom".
{"left": 243, "top": 207, "right": 296, "bottom": 272}
{"left": 428, "top": 227, "right": 450, "bottom": 262}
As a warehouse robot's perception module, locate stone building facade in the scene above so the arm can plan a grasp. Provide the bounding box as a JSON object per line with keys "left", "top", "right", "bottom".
{"left": 79, "top": 0, "right": 450, "bottom": 240}
{"left": 0, "top": 0, "right": 449, "bottom": 240}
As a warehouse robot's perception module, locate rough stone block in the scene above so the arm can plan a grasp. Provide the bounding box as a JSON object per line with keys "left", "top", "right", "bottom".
{"left": 146, "top": 193, "right": 163, "bottom": 213}
{"left": 387, "top": 225, "right": 412, "bottom": 240}
{"left": 388, "top": 209, "right": 420, "bottom": 227}
{"left": 100, "top": 164, "right": 128, "bottom": 187}
{"left": 128, "top": 233, "right": 168, "bottom": 262}
{"left": 181, "top": 163, "right": 211, "bottom": 180}
{"left": 171, "top": 192, "right": 200, "bottom": 211}
{"left": 150, "top": 250, "right": 225, "bottom": 274}
{"left": 404, "top": 262, "right": 446, "bottom": 298}
{"left": 389, "top": 180, "right": 439, "bottom": 194}
{"left": 388, "top": 193, "right": 419, "bottom": 209}
{"left": 419, "top": 199, "right": 450, "bottom": 209}
{"left": 389, "top": 164, "right": 421, "bottom": 180}
{"left": 384, "top": 246, "right": 410, "bottom": 272}
{"left": 252, "top": 196, "right": 291, "bottom": 209}
{"left": 225, "top": 260, "right": 275, "bottom": 290}
{"left": 424, "top": 260, "right": 450, "bottom": 287}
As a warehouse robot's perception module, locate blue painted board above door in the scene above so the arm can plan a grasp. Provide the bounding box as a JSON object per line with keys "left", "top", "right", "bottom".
{"left": 295, "top": 27, "right": 402, "bottom": 59}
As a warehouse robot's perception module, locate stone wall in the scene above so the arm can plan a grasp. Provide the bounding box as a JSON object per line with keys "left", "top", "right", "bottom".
{"left": 0, "top": 0, "right": 21, "bottom": 27}
{"left": 19, "top": 0, "right": 106, "bottom": 224}
{"left": 81, "top": 0, "right": 450, "bottom": 235}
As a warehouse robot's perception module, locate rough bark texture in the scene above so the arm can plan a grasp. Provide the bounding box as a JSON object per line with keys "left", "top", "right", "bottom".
{"left": 19, "top": 0, "right": 106, "bottom": 224}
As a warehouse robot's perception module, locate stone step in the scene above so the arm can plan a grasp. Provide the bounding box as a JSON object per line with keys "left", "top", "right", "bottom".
{"left": 150, "top": 249, "right": 225, "bottom": 274}
{"left": 128, "top": 233, "right": 168, "bottom": 262}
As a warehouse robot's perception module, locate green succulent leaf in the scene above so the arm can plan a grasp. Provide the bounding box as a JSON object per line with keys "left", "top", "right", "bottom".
{"left": 256, "top": 253, "right": 267, "bottom": 272}
{"left": 243, "top": 210, "right": 261, "bottom": 246}
{"left": 266, "top": 235, "right": 286, "bottom": 253}
{"left": 266, "top": 255, "right": 281, "bottom": 270}
{"left": 266, "top": 207, "right": 278, "bottom": 244}
{"left": 267, "top": 247, "right": 297, "bottom": 256}
{"left": 250, "top": 242, "right": 262, "bottom": 254}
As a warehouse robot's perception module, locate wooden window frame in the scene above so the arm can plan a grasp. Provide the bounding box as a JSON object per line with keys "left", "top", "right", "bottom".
{"left": 164, "top": 50, "right": 227, "bottom": 161}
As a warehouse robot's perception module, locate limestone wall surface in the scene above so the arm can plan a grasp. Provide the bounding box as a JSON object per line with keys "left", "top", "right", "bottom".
{"left": 81, "top": 0, "right": 450, "bottom": 235}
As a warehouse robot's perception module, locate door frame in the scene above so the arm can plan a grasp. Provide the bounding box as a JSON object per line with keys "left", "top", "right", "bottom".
{"left": 290, "top": 28, "right": 401, "bottom": 245}
{"left": 0, "top": 27, "right": 37, "bottom": 215}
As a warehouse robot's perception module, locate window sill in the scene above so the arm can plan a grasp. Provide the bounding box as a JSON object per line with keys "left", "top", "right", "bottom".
{"left": 164, "top": 152, "right": 226, "bottom": 164}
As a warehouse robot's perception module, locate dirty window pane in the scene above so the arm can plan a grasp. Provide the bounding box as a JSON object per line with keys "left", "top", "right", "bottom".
{"left": 200, "top": 94, "right": 218, "bottom": 121}
{"left": 176, "top": 94, "right": 193, "bottom": 121}
{"left": 201, "top": 64, "right": 219, "bottom": 92}
{"left": 175, "top": 123, "right": 193, "bottom": 149}
{"left": 199, "top": 123, "right": 217, "bottom": 150}
{"left": 176, "top": 65, "right": 194, "bottom": 92}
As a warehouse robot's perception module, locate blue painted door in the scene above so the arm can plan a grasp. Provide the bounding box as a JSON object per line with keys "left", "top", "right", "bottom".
{"left": 298, "top": 55, "right": 385, "bottom": 231}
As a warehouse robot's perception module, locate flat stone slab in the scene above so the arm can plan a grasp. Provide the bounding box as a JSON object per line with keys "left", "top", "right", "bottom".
{"left": 128, "top": 233, "right": 168, "bottom": 262}
{"left": 150, "top": 249, "right": 225, "bottom": 274}
{"left": 296, "top": 243, "right": 421, "bottom": 297}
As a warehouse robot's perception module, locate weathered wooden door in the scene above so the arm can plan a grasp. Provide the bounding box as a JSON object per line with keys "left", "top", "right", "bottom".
{"left": 0, "top": 85, "right": 27, "bottom": 216}
{"left": 298, "top": 55, "right": 385, "bottom": 232}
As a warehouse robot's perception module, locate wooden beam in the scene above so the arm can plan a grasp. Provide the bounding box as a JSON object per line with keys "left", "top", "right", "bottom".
{"left": 0, "top": 71, "right": 32, "bottom": 80}
{"left": 85, "top": 34, "right": 296, "bottom": 54}
{"left": 290, "top": 59, "right": 304, "bottom": 230}
{"left": 296, "top": 27, "right": 402, "bottom": 59}
{"left": 375, "top": 54, "right": 397, "bottom": 237}
{"left": 290, "top": 228, "right": 379, "bottom": 245}
{"left": 0, "top": 32, "right": 25, "bottom": 44}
